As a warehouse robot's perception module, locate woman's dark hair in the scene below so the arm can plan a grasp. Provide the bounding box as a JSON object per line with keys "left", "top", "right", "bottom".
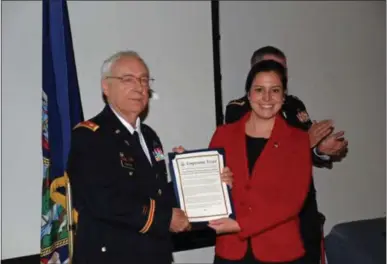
{"left": 245, "top": 59, "right": 288, "bottom": 94}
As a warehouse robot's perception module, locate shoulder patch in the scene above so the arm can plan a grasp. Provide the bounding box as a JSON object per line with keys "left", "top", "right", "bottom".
{"left": 228, "top": 100, "right": 245, "bottom": 106}
{"left": 73, "top": 120, "right": 99, "bottom": 132}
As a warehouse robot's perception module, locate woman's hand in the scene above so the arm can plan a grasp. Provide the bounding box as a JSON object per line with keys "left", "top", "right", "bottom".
{"left": 221, "top": 167, "right": 233, "bottom": 188}
{"left": 208, "top": 218, "right": 241, "bottom": 234}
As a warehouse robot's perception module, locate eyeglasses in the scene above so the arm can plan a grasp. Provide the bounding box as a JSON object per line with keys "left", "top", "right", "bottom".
{"left": 105, "top": 74, "right": 155, "bottom": 87}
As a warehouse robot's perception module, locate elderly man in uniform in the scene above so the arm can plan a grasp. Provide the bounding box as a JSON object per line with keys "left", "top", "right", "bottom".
{"left": 67, "top": 51, "right": 192, "bottom": 264}
{"left": 225, "top": 46, "right": 348, "bottom": 264}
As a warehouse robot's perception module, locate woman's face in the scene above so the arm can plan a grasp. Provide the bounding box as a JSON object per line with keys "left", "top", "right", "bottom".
{"left": 248, "top": 71, "right": 285, "bottom": 121}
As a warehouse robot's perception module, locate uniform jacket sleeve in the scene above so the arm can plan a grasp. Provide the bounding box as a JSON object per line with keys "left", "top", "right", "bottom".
{"left": 67, "top": 128, "right": 172, "bottom": 238}
{"left": 284, "top": 95, "right": 332, "bottom": 168}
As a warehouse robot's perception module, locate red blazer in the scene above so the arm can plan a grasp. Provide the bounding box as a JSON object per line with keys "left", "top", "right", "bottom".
{"left": 209, "top": 112, "right": 312, "bottom": 262}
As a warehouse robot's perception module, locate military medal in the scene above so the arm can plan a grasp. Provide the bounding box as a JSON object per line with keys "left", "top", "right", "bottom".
{"left": 152, "top": 147, "right": 165, "bottom": 162}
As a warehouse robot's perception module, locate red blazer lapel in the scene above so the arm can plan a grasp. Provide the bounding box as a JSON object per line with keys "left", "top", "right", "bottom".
{"left": 250, "top": 114, "right": 293, "bottom": 184}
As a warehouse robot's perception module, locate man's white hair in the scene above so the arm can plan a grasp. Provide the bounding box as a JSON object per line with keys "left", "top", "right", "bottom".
{"left": 100, "top": 50, "right": 148, "bottom": 79}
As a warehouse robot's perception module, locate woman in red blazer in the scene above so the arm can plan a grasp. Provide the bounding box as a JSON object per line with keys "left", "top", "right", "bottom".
{"left": 208, "top": 60, "right": 312, "bottom": 264}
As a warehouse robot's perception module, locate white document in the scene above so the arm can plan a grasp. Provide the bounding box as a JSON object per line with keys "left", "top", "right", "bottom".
{"left": 171, "top": 150, "right": 233, "bottom": 222}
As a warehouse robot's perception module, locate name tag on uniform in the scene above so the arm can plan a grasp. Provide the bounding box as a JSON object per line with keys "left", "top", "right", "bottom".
{"left": 120, "top": 152, "right": 134, "bottom": 170}
{"left": 152, "top": 147, "right": 165, "bottom": 162}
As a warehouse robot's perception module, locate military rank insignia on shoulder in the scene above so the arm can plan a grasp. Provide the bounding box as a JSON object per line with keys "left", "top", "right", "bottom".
{"left": 228, "top": 99, "right": 245, "bottom": 106}
{"left": 288, "top": 94, "right": 300, "bottom": 101}
{"left": 296, "top": 111, "right": 310, "bottom": 123}
{"left": 73, "top": 120, "right": 100, "bottom": 132}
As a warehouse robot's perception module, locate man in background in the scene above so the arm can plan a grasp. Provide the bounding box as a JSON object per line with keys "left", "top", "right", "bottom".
{"left": 225, "top": 46, "right": 348, "bottom": 263}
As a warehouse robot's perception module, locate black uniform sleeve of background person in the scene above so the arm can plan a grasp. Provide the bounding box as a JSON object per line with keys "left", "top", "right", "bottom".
{"left": 67, "top": 127, "right": 172, "bottom": 238}
{"left": 224, "top": 96, "right": 250, "bottom": 124}
{"left": 282, "top": 95, "right": 332, "bottom": 168}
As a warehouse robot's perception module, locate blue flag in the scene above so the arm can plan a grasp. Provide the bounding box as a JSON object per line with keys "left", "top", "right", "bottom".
{"left": 41, "top": 0, "right": 83, "bottom": 263}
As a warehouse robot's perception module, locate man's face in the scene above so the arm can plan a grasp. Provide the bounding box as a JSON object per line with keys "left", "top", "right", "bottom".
{"left": 102, "top": 56, "right": 150, "bottom": 117}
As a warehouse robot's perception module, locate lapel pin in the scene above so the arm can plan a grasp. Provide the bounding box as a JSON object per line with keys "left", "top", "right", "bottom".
{"left": 115, "top": 129, "right": 120, "bottom": 134}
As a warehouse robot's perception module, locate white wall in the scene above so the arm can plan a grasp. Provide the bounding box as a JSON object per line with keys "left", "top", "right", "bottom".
{"left": 2, "top": 1, "right": 216, "bottom": 261}
{"left": 3, "top": 0, "right": 386, "bottom": 262}
{"left": 219, "top": 1, "right": 386, "bottom": 234}
{"left": 2, "top": 2, "right": 43, "bottom": 260}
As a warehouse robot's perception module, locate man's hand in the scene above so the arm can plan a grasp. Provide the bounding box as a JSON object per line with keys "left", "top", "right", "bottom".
{"left": 208, "top": 218, "right": 241, "bottom": 234}
{"left": 220, "top": 167, "right": 233, "bottom": 189}
{"left": 308, "top": 120, "right": 333, "bottom": 148}
{"left": 169, "top": 208, "right": 190, "bottom": 233}
{"left": 317, "top": 131, "right": 348, "bottom": 156}
{"left": 172, "top": 145, "right": 185, "bottom": 153}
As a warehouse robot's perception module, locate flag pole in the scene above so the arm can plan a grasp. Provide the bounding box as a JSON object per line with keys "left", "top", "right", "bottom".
{"left": 66, "top": 180, "right": 74, "bottom": 264}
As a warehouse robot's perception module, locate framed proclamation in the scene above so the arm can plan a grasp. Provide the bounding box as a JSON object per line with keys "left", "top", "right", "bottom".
{"left": 168, "top": 148, "right": 233, "bottom": 229}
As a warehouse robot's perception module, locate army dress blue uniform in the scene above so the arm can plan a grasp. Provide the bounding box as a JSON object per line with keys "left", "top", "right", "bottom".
{"left": 67, "top": 105, "right": 176, "bottom": 264}
{"left": 225, "top": 95, "right": 330, "bottom": 264}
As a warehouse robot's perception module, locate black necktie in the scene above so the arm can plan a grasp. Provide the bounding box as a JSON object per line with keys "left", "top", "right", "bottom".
{"left": 132, "top": 131, "right": 151, "bottom": 165}
{"left": 132, "top": 131, "right": 141, "bottom": 146}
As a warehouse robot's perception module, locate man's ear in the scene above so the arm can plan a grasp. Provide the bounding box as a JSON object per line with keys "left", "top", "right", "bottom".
{"left": 101, "top": 79, "right": 109, "bottom": 97}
